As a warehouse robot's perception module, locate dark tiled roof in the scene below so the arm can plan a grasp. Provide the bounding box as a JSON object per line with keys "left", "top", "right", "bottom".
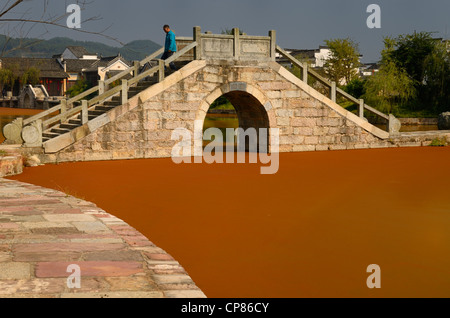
{"left": 66, "top": 46, "right": 93, "bottom": 58}
{"left": 285, "top": 48, "right": 317, "bottom": 58}
{"left": 362, "top": 63, "right": 380, "bottom": 70}
{"left": 84, "top": 55, "right": 131, "bottom": 72}
{"left": 0, "top": 57, "right": 68, "bottom": 78}
{"left": 103, "top": 55, "right": 131, "bottom": 67}
{"left": 64, "top": 59, "right": 98, "bottom": 72}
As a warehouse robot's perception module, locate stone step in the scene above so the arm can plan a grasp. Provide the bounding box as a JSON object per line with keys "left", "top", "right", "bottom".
{"left": 104, "top": 101, "right": 120, "bottom": 106}
{"left": 43, "top": 132, "right": 60, "bottom": 139}
{"left": 69, "top": 119, "right": 82, "bottom": 125}
{"left": 50, "top": 128, "right": 70, "bottom": 135}
{"left": 60, "top": 123, "right": 80, "bottom": 130}
{"left": 141, "top": 80, "right": 157, "bottom": 86}
{"left": 88, "top": 110, "right": 106, "bottom": 117}
{"left": 95, "top": 105, "right": 115, "bottom": 112}
{"left": 74, "top": 113, "right": 98, "bottom": 121}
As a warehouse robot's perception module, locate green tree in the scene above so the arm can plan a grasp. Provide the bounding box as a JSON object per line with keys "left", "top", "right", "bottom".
{"left": 289, "top": 53, "right": 314, "bottom": 77}
{"left": 388, "top": 32, "right": 436, "bottom": 86}
{"left": 370, "top": 32, "right": 449, "bottom": 114}
{"left": 21, "top": 67, "right": 40, "bottom": 85}
{"left": 66, "top": 78, "right": 89, "bottom": 98}
{"left": 422, "top": 40, "right": 450, "bottom": 112}
{"left": 364, "top": 37, "right": 416, "bottom": 114}
{"left": 343, "top": 78, "right": 366, "bottom": 99}
{"left": 323, "top": 38, "right": 360, "bottom": 85}
{"left": 221, "top": 28, "right": 245, "bottom": 35}
{"left": 0, "top": 64, "right": 18, "bottom": 91}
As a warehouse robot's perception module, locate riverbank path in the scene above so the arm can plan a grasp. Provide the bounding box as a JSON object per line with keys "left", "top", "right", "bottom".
{"left": 0, "top": 178, "right": 206, "bottom": 298}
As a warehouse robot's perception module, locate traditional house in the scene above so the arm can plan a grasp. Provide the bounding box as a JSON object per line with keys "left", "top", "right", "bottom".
{"left": 0, "top": 57, "right": 68, "bottom": 96}
{"left": 62, "top": 59, "right": 99, "bottom": 91}
{"left": 58, "top": 53, "right": 131, "bottom": 89}
{"left": 360, "top": 63, "right": 380, "bottom": 77}
{"left": 1, "top": 46, "right": 133, "bottom": 101}
{"left": 56, "top": 46, "right": 99, "bottom": 60}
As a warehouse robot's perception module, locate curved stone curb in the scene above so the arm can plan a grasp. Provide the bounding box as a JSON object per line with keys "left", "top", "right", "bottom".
{"left": 0, "top": 155, "right": 23, "bottom": 178}
{"left": 0, "top": 178, "right": 206, "bottom": 298}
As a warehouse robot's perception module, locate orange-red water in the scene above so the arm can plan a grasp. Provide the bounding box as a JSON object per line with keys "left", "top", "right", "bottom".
{"left": 9, "top": 147, "right": 450, "bottom": 298}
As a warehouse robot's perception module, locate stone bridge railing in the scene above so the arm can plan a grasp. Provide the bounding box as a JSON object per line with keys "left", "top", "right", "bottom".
{"left": 2, "top": 41, "right": 198, "bottom": 146}
{"left": 177, "top": 26, "right": 276, "bottom": 62}
{"left": 275, "top": 46, "right": 401, "bottom": 134}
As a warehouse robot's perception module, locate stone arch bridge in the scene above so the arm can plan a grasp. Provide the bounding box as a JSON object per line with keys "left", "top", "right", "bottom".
{"left": 3, "top": 27, "right": 449, "bottom": 163}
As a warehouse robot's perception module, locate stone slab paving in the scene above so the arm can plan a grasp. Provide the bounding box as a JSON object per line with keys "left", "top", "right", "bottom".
{"left": 0, "top": 178, "right": 206, "bottom": 298}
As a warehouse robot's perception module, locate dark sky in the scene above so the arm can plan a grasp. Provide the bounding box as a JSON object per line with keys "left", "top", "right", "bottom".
{"left": 4, "top": 0, "right": 450, "bottom": 62}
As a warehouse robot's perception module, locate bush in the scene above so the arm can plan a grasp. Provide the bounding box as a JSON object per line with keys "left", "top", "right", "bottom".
{"left": 343, "top": 78, "right": 366, "bottom": 99}
{"left": 430, "top": 138, "right": 447, "bottom": 147}
{"left": 66, "top": 79, "right": 89, "bottom": 98}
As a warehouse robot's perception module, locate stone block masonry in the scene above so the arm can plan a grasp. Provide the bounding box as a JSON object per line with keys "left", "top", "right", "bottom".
{"left": 0, "top": 178, "right": 206, "bottom": 298}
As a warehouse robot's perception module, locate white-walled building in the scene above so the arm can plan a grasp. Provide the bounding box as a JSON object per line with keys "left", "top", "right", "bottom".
{"left": 276, "top": 46, "right": 332, "bottom": 68}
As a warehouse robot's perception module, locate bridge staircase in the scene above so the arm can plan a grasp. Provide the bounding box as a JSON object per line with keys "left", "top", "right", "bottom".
{"left": 2, "top": 42, "right": 197, "bottom": 151}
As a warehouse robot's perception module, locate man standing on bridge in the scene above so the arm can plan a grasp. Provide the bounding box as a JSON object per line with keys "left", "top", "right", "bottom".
{"left": 162, "top": 24, "right": 178, "bottom": 71}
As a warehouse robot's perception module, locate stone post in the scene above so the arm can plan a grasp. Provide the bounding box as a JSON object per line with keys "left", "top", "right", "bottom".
{"left": 331, "top": 81, "right": 336, "bottom": 103}
{"left": 158, "top": 59, "right": 165, "bottom": 82}
{"left": 43, "top": 97, "right": 49, "bottom": 110}
{"left": 22, "top": 119, "right": 42, "bottom": 148}
{"left": 99, "top": 80, "right": 105, "bottom": 95}
{"left": 133, "top": 61, "right": 140, "bottom": 78}
{"left": 60, "top": 99, "right": 67, "bottom": 122}
{"left": 359, "top": 99, "right": 365, "bottom": 118}
{"left": 81, "top": 100, "right": 89, "bottom": 125}
{"left": 388, "top": 114, "right": 401, "bottom": 135}
{"left": 2, "top": 118, "right": 23, "bottom": 144}
{"left": 121, "top": 79, "right": 128, "bottom": 105}
{"left": 233, "top": 28, "right": 240, "bottom": 60}
{"left": 269, "top": 30, "right": 276, "bottom": 61}
{"left": 193, "top": 26, "right": 202, "bottom": 60}
{"left": 302, "top": 63, "right": 308, "bottom": 83}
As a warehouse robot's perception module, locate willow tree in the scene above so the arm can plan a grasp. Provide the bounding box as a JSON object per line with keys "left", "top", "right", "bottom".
{"left": 0, "top": 64, "right": 18, "bottom": 92}
{"left": 422, "top": 40, "right": 450, "bottom": 112}
{"left": 364, "top": 37, "right": 416, "bottom": 114}
{"left": 323, "top": 38, "right": 360, "bottom": 85}
{"left": 21, "top": 67, "right": 41, "bottom": 86}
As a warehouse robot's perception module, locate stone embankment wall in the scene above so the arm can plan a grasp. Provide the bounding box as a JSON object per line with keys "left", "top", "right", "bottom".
{"left": 0, "top": 155, "right": 22, "bottom": 177}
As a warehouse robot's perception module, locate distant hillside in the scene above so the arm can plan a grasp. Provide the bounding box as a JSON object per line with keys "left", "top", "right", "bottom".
{"left": 0, "top": 35, "right": 162, "bottom": 61}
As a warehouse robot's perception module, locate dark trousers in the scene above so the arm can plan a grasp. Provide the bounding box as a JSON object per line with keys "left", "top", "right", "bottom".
{"left": 161, "top": 51, "right": 177, "bottom": 70}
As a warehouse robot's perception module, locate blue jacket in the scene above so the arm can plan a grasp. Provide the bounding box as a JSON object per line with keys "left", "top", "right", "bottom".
{"left": 165, "top": 30, "right": 177, "bottom": 52}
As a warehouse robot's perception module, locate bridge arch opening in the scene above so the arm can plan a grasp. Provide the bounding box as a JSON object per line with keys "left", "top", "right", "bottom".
{"left": 203, "top": 89, "right": 270, "bottom": 152}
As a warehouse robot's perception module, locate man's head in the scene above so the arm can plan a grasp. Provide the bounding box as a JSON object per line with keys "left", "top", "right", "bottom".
{"left": 163, "top": 25, "right": 170, "bottom": 33}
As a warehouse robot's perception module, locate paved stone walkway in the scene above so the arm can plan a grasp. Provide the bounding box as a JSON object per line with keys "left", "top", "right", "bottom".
{"left": 0, "top": 178, "right": 206, "bottom": 298}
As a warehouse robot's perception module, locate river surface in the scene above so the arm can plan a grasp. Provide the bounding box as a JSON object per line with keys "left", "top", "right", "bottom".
{"left": 9, "top": 147, "right": 450, "bottom": 298}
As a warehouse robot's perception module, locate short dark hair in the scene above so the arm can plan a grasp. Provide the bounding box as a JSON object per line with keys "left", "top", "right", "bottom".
{"left": 163, "top": 25, "right": 170, "bottom": 29}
